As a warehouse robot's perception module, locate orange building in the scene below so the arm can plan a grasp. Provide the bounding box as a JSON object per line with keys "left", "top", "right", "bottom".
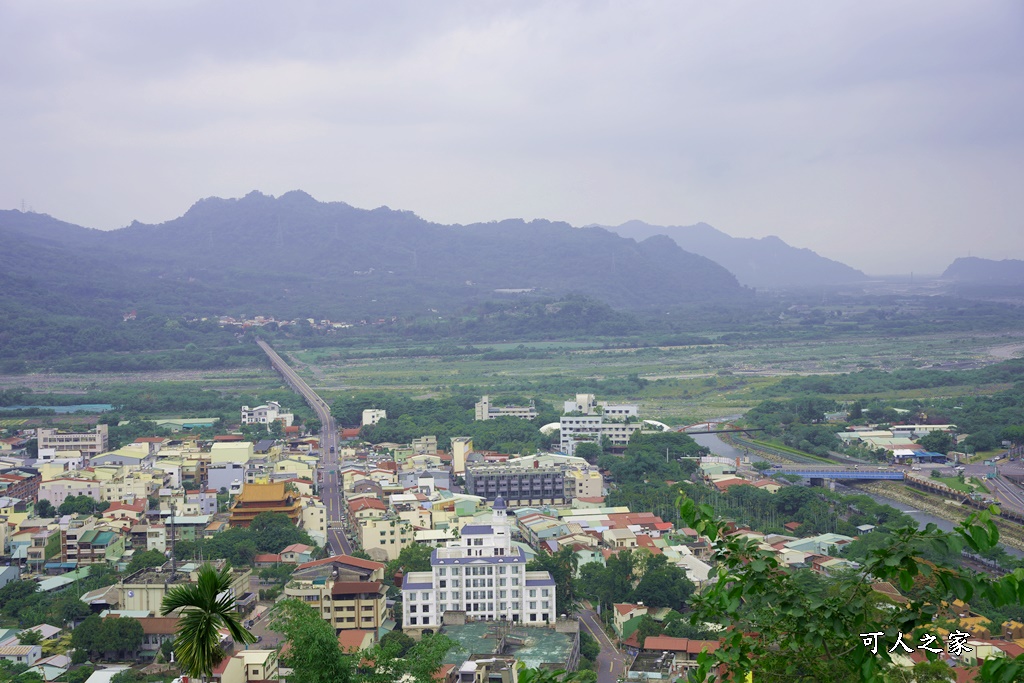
{"left": 228, "top": 482, "right": 302, "bottom": 527}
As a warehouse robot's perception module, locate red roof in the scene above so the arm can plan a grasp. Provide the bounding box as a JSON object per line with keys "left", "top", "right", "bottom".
{"left": 134, "top": 437, "right": 168, "bottom": 443}
{"left": 254, "top": 554, "right": 282, "bottom": 563}
{"left": 296, "top": 554, "right": 385, "bottom": 572}
{"left": 349, "top": 498, "right": 387, "bottom": 513}
{"left": 643, "top": 636, "right": 721, "bottom": 654}
{"left": 615, "top": 603, "right": 644, "bottom": 616}
{"left": 282, "top": 543, "right": 313, "bottom": 554}
{"left": 635, "top": 535, "right": 663, "bottom": 554}
{"left": 433, "top": 664, "right": 456, "bottom": 682}
{"left": 213, "top": 434, "right": 244, "bottom": 442}
{"left": 713, "top": 477, "right": 751, "bottom": 492}
{"left": 285, "top": 426, "right": 300, "bottom": 433}
{"left": 576, "top": 496, "right": 606, "bottom": 504}
{"left": 332, "top": 581, "right": 383, "bottom": 596}
{"left": 341, "top": 428, "right": 361, "bottom": 438}
{"left": 337, "top": 629, "right": 374, "bottom": 652}
{"left": 137, "top": 617, "right": 179, "bottom": 635}
{"left": 105, "top": 500, "right": 145, "bottom": 514}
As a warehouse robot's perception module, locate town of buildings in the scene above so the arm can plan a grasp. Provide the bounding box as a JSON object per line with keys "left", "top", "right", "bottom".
{"left": 0, "top": 396, "right": 1010, "bottom": 682}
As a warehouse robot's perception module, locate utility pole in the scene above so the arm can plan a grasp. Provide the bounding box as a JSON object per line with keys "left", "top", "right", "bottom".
{"left": 169, "top": 500, "right": 177, "bottom": 579}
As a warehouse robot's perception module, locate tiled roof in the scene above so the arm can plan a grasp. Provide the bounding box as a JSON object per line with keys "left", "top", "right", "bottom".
{"left": 642, "top": 636, "right": 720, "bottom": 654}
{"left": 296, "top": 554, "right": 384, "bottom": 571}
{"left": 331, "top": 581, "right": 383, "bottom": 596}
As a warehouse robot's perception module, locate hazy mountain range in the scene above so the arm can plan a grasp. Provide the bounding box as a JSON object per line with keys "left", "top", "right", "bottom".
{"left": 0, "top": 191, "right": 749, "bottom": 322}
{"left": 942, "top": 257, "right": 1024, "bottom": 284}
{"left": 604, "top": 220, "right": 868, "bottom": 289}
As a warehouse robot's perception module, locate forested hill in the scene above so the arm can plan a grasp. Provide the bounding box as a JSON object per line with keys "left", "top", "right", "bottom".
{"left": 942, "top": 257, "right": 1024, "bottom": 284}
{"left": 0, "top": 192, "right": 746, "bottom": 323}
{"left": 605, "top": 220, "right": 868, "bottom": 289}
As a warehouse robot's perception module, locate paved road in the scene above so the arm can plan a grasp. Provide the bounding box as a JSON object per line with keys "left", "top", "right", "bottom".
{"left": 579, "top": 608, "right": 626, "bottom": 683}
{"left": 256, "top": 340, "right": 351, "bottom": 556}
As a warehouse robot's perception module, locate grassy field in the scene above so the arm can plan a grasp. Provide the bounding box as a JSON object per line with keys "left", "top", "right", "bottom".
{"left": 0, "top": 329, "right": 1019, "bottom": 428}
{"left": 279, "top": 331, "right": 1023, "bottom": 424}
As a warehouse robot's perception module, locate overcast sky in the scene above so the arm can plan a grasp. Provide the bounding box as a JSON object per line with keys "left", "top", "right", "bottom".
{"left": 2, "top": 1, "right": 1022, "bottom": 274}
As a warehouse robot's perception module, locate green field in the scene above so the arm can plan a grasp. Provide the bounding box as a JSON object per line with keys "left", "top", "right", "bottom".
{"left": 278, "top": 332, "right": 1023, "bottom": 424}
{"left": 1, "top": 329, "right": 1020, "bottom": 429}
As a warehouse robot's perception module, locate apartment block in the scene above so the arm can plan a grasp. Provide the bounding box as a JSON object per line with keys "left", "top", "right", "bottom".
{"left": 401, "top": 498, "right": 557, "bottom": 636}
{"left": 240, "top": 401, "right": 294, "bottom": 427}
{"left": 464, "top": 463, "right": 568, "bottom": 506}
{"left": 358, "top": 516, "right": 413, "bottom": 562}
{"left": 61, "top": 520, "right": 125, "bottom": 566}
{"left": 474, "top": 396, "right": 538, "bottom": 421}
{"left": 36, "top": 425, "right": 109, "bottom": 459}
{"left": 282, "top": 578, "right": 388, "bottom": 634}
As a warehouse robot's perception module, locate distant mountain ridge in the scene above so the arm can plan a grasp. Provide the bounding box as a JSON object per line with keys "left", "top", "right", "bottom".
{"left": 0, "top": 191, "right": 747, "bottom": 322}
{"left": 942, "top": 257, "right": 1024, "bottom": 284}
{"left": 604, "top": 220, "right": 868, "bottom": 289}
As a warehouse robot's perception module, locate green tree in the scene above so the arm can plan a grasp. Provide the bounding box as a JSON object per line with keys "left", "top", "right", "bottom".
{"left": 635, "top": 615, "right": 662, "bottom": 647}
{"left": 574, "top": 442, "right": 603, "bottom": 464}
{"left": 58, "top": 495, "right": 109, "bottom": 516}
{"left": 630, "top": 554, "right": 694, "bottom": 610}
{"left": 677, "top": 492, "right": 1024, "bottom": 682}
{"left": 516, "top": 664, "right": 595, "bottom": 682}
{"left": 270, "top": 599, "right": 354, "bottom": 683}
{"left": 127, "top": 549, "right": 167, "bottom": 574}
{"left": 378, "top": 630, "right": 414, "bottom": 657}
{"left": 271, "top": 599, "right": 457, "bottom": 683}
{"left": 917, "top": 431, "right": 955, "bottom": 455}
{"left": 44, "top": 534, "right": 60, "bottom": 560}
{"left": 1002, "top": 425, "right": 1024, "bottom": 447}
{"left": 751, "top": 461, "right": 773, "bottom": 474}
{"left": 527, "top": 546, "right": 579, "bottom": 616}
{"left": 160, "top": 563, "right": 256, "bottom": 679}
{"left": 384, "top": 544, "right": 433, "bottom": 584}
{"left": 35, "top": 499, "right": 55, "bottom": 518}
{"left": 16, "top": 630, "right": 42, "bottom": 646}
{"left": 249, "top": 512, "right": 313, "bottom": 553}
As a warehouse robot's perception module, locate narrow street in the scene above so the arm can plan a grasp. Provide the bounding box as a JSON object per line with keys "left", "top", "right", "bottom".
{"left": 580, "top": 607, "right": 626, "bottom": 683}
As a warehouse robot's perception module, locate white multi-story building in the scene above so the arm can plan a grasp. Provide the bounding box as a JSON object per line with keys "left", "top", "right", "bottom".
{"left": 240, "top": 401, "right": 294, "bottom": 427}
{"left": 401, "top": 497, "right": 556, "bottom": 635}
{"left": 559, "top": 394, "right": 646, "bottom": 456}
{"left": 474, "top": 396, "right": 538, "bottom": 421}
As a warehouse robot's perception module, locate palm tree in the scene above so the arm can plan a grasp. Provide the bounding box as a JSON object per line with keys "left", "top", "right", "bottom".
{"left": 161, "top": 563, "right": 256, "bottom": 680}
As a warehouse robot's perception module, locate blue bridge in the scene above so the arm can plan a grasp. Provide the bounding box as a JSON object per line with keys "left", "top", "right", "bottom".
{"left": 772, "top": 466, "right": 906, "bottom": 481}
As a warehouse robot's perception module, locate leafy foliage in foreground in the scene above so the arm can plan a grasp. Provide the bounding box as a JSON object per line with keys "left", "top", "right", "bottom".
{"left": 160, "top": 563, "right": 256, "bottom": 678}
{"left": 678, "top": 493, "right": 1024, "bottom": 682}
{"left": 270, "top": 599, "right": 458, "bottom": 683}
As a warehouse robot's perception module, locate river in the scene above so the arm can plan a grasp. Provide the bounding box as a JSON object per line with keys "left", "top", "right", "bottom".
{"left": 692, "top": 431, "right": 1024, "bottom": 557}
